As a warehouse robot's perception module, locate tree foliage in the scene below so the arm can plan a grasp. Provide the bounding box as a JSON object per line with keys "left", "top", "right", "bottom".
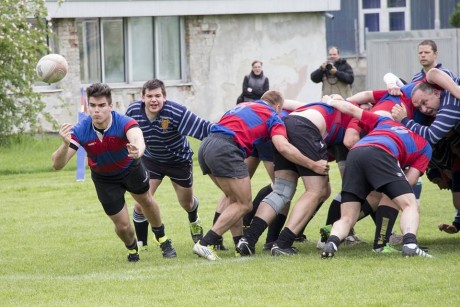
{"left": 450, "top": 2, "right": 460, "bottom": 28}
{"left": 0, "top": 0, "right": 51, "bottom": 144}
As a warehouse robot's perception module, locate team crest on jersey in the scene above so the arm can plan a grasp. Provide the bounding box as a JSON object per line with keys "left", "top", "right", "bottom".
{"left": 161, "top": 118, "right": 170, "bottom": 131}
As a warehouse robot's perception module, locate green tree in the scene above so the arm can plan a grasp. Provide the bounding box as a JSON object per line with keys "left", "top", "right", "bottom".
{"left": 450, "top": 2, "right": 460, "bottom": 27}
{"left": 0, "top": 0, "right": 51, "bottom": 144}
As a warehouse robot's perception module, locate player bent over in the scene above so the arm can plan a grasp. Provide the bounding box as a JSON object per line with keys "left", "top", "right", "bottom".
{"left": 321, "top": 96, "right": 433, "bottom": 258}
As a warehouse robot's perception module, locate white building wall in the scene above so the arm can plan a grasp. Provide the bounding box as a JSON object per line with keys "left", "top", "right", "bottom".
{"left": 38, "top": 12, "right": 328, "bottom": 129}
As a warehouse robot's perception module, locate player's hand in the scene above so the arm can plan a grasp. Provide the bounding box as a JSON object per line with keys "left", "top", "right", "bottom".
{"left": 321, "top": 95, "right": 332, "bottom": 103}
{"left": 391, "top": 104, "right": 407, "bottom": 122}
{"left": 312, "top": 159, "right": 329, "bottom": 175}
{"left": 387, "top": 83, "right": 402, "bottom": 96}
{"left": 58, "top": 123, "right": 73, "bottom": 145}
{"left": 127, "top": 143, "right": 141, "bottom": 159}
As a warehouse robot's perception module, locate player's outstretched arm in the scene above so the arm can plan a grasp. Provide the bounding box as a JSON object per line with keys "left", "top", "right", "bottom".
{"left": 126, "top": 127, "right": 146, "bottom": 159}
{"left": 324, "top": 96, "right": 364, "bottom": 120}
{"left": 52, "top": 123, "right": 77, "bottom": 170}
{"left": 426, "top": 68, "right": 460, "bottom": 99}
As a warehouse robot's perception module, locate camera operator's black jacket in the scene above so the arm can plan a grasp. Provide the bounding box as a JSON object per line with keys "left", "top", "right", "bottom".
{"left": 310, "top": 58, "right": 354, "bottom": 97}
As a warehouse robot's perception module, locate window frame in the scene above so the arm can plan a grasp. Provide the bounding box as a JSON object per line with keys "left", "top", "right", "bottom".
{"left": 77, "top": 16, "right": 185, "bottom": 86}
{"left": 358, "top": 0, "right": 411, "bottom": 53}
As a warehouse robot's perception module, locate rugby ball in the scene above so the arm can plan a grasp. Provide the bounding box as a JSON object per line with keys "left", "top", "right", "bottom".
{"left": 36, "top": 54, "right": 68, "bottom": 83}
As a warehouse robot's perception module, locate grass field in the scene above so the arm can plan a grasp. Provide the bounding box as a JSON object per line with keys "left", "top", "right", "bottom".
{"left": 0, "top": 135, "right": 459, "bottom": 306}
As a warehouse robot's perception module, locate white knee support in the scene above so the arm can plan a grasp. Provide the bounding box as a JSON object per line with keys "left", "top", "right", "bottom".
{"left": 262, "top": 178, "right": 296, "bottom": 214}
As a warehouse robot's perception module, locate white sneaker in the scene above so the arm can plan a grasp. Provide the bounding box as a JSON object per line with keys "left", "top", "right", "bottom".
{"left": 193, "top": 242, "right": 220, "bottom": 261}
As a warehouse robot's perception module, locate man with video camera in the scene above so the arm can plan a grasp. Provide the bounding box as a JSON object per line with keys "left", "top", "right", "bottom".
{"left": 311, "top": 46, "right": 354, "bottom": 98}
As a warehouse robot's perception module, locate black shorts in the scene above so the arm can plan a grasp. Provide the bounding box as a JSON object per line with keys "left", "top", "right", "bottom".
{"left": 91, "top": 159, "right": 150, "bottom": 216}
{"left": 198, "top": 133, "right": 248, "bottom": 179}
{"left": 141, "top": 156, "right": 193, "bottom": 188}
{"left": 342, "top": 146, "right": 412, "bottom": 201}
{"left": 273, "top": 115, "right": 328, "bottom": 176}
{"left": 251, "top": 141, "right": 275, "bottom": 162}
{"left": 327, "top": 144, "right": 349, "bottom": 163}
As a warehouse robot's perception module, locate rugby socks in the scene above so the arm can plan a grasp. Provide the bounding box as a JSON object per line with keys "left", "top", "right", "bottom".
{"left": 265, "top": 213, "right": 287, "bottom": 244}
{"left": 326, "top": 235, "right": 341, "bottom": 250}
{"left": 233, "top": 235, "right": 242, "bottom": 246}
{"left": 213, "top": 212, "right": 221, "bottom": 225}
{"left": 132, "top": 209, "right": 149, "bottom": 246}
{"left": 359, "top": 200, "right": 376, "bottom": 224}
{"left": 276, "top": 227, "right": 296, "bottom": 249}
{"left": 243, "top": 184, "right": 273, "bottom": 227}
{"left": 325, "top": 195, "right": 342, "bottom": 225}
{"left": 402, "top": 232, "right": 417, "bottom": 245}
{"left": 200, "top": 230, "right": 221, "bottom": 246}
{"left": 187, "top": 196, "right": 199, "bottom": 223}
{"left": 152, "top": 224, "right": 166, "bottom": 241}
{"left": 373, "top": 205, "right": 399, "bottom": 249}
{"left": 126, "top": 239, "right": 139, "bottom": 252}
{"left": 453, "top": 210, "right": 460, "bottom": 231}
{"left": 246, "top": 216, "right": 268, "bottom": 247}
{"left": 413, "top": 178, "right": 422, "bottom": 205}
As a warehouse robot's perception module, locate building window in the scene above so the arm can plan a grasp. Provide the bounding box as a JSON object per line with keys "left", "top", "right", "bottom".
{"left": 365, "top": 13, "right": 380, "bottom": 31}
{"left": 358, "top": 0, "right": 410, "bottom": 53}
{"left": 77, "top": 16, "right": 183, "bottom": 84}
{"left": 389, "top": 12, "right": 405, "bottom": 30}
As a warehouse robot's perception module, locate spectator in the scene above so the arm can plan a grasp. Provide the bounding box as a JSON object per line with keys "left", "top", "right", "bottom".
{"left": 237, "top": 60, "right": 269, "bottom": 103}
{"left": 310, "top": 46, "right": 354, "bottom": 98}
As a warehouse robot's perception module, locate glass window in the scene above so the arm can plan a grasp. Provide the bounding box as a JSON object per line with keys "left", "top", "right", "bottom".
{"left": 363, "top": 0, "right": 380, "bottom": 9}
{"left": 365, "top": 13, "right": 380, "bottom": 31}
{"left": 387, "top": 0, "right": 406, "bottom": 8}
{"left": 128, "top": 17, "right": 154, "bottom": 82}
{"left": 102, "top": 19, "right": 124, "bottom": 83}
{"left": 78, "top": 20, "right": 101, "bottom": 84}
{"left": 389, "top": 12, "right": 405, "bottom": 30}
{"left": 77, "top": 17, "right": 183, "bottom": 84}
{"left": 156, "top": 17, "right": 181, "bottom": 80}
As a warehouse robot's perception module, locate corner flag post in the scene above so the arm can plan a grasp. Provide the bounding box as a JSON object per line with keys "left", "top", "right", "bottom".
{"left": 76, "top": 87, "right": 88, "bottom": 181}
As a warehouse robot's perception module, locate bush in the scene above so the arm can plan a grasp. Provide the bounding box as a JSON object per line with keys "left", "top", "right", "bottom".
{"left": 0, "top": 0, "right": 51, "bottom": 144}
{"left": 450, "top": 3, "right": 460, "bottom": 28}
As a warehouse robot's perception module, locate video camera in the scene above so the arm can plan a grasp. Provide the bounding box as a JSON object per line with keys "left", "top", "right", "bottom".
{"left": 325, "top": 61, "right": 334, "bottom": 71}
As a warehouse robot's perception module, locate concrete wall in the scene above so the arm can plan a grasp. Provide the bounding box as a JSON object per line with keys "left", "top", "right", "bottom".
{"left": 37, "top": 12, "right": 331, "bottom": 130}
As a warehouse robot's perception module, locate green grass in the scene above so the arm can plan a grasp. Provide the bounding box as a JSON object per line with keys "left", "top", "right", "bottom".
{"left": 0, "top": 136, "right": 459, "bottom": 306}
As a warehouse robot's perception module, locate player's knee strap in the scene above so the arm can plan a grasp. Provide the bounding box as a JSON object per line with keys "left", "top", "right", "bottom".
{"left": 263, "top": 178, "right": 296, "bottom": 214}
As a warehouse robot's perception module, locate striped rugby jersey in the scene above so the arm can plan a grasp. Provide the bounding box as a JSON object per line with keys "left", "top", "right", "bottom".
{"left": 354, "top": 111, "right": 432, "bottom": 174}
{"left": 126, "top": 100, "right": 214, "bottom": 163}
{"left": 70, "top": 111, "right": 138, "bottom": 176}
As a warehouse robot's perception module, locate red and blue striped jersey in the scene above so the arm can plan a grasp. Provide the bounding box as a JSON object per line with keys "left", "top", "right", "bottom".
{"left": 371, "top": 83, "right": 417, "bottom": 120}
{"left": 293, "top": 102, "right": 360, "bottom": 146}
{"left": 210, "top": 100, "right": 287, "bottom": 158}
{"left": 353, "top": 111, "right": 432, "bottom": 174}
{"left": 70, "top": 111, "right": 139, "bottom": 176}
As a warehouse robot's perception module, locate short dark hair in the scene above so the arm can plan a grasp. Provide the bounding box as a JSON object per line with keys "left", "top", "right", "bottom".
{"left": 86, "top": 83, "right": 112, "bottom": 104}
{"left": 142, "top": 79, "right": 166, "bottom": 97}
{"left": 252, "top": 60, "right": 263, "bottom": 67}
{"left": 418, "top": 40, "right": 437, "bottom": 53}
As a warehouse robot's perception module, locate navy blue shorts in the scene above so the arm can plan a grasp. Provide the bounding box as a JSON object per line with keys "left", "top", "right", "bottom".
{"left": 141, "top": 156, "right": 193, "bottom": 188}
